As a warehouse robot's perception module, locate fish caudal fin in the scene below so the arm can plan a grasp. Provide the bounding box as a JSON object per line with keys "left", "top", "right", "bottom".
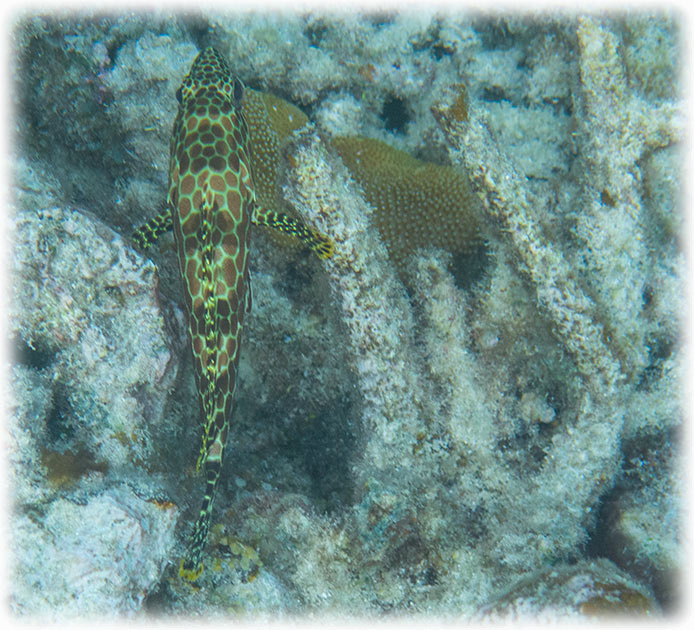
{"left": 179, "top": 458, "right": 222, "bottom": 581}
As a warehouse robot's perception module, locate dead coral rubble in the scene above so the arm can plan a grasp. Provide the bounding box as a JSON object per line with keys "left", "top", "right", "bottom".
{"left": 281, "top": 14, "right": 680, "bottom": 617}
{"left": 432, "top": 14, "right": 681, "bottom": 615}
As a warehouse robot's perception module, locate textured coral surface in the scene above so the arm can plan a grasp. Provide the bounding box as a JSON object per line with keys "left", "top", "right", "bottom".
{"left": 9, "top": 10, "right": 682, "bottom": 620}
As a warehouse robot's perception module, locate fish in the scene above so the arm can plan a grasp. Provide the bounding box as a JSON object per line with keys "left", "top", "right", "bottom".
{"left": 132, "top": 47, "right": 332, "bottom": 581}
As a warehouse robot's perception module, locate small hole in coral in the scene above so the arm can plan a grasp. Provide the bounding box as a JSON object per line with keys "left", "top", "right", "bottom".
{"left": 449, "top": 242, "right": 491, "bottom": 291}
{"left": 45, "top": 383, "right": 76, "bottom": 444}
{"left": 368, "top": 12, "right": 396, "bottom": 28}
{"left": 481, "top": 85, "right": 508, "bottom": 103}
{"left": 381, "top": 95, "right": 411, "bottom": 134}
{"left": 304, "top": 21, "right": 327, "bottom": 48}
{"left": 432, "top": 41, "right": 456, "bottom": 60}
{"left": 11, "top": 335, "right": 56, "bottom": 370}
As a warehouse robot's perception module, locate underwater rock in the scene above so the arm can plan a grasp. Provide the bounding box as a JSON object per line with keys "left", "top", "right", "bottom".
{"left": 8, "top": 365, "right": 55, "bottom": 507}
{"left": 103, "top": 32, "right": 199, "bottom": 229}
{"left": 9, "top": 203, "right": 183, "bottom": 616}
{"left": 477, "top": 558, "right": 660, "bottom": 620}
{"left": 11, "top": 486, "right": 178, "bottom": 618}
{"left": 598, "top": 437, "right": 681, "bottom": 610}
{"left": 10, "top": 205, "right": 179, "bottom": 475}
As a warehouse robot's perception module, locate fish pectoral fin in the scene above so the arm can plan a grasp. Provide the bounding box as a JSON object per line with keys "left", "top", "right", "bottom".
{"left": 131, "top": 207, "right": 173, "bottom": 250}
{"left": 252, "top": 206, "right": 334, "bottom": 259}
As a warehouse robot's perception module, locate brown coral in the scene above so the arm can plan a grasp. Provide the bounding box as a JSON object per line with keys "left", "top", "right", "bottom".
{"left": 331, "top": 135, "right": 483, "bottom": 276}
{"left": 243, "top": 88, "right": 309, "bottom": 210}
{"left": 430, "top": 83, "right": 470, "bottom": 132}
{"left": 243, "top": 89, "right": 484, "bottom": 278}
{"left": 242, "top": 88, "right": 312, "bottom": 252}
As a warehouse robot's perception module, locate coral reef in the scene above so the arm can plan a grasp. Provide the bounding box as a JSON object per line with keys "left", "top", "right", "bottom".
{"left": 10, "top": 205, "right": 180, "bottom": 473}
{"left": 8, "top": 202, "right": 185, "bottom": 616}
{"left": 331, "top": 135, "right": 483, "bottom": 279}
{"left": 9, "top": 10, "right": 681, "bottom": 621}
{"left": 245, "top": 89, "right": 486, "bottom": 281}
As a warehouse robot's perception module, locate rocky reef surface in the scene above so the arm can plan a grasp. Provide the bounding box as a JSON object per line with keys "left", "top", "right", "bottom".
{"left": 9, "top": 10, "right": 682, "bottom": 620}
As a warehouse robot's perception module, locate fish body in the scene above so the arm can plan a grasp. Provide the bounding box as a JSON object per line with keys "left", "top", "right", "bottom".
{"left": 132, "top": 48, "right": 333, "bottom": 582}
{"left": 170, "top": 47, "right": 254, "bottom": 581}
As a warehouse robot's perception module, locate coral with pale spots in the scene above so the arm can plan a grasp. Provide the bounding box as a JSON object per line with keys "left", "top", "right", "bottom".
{"left": 332, "top": 135, "right": 483, "bottom": 277}
{"left": 243, "top": 88, "right": 309, "bottom": 211}
{"left": 243, "top": 89, "right": 485, "bottom": 277}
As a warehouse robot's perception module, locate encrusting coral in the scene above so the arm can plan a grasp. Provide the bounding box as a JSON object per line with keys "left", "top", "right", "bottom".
{"left": 9, "top": 206, "right": 183, "bottom": 617}
{"left": 477, "top": 558, "right": 660, "bottom": 619}
{"left": 331, "top": 135, "right": 483, "bottom": 279}
{"left": 244, "top": 89, "right": 485, "bottom": 279}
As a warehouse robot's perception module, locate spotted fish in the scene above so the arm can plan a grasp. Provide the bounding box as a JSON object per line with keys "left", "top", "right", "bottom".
{"left": 132, "top": 47, "right": 332, "bottom": 581}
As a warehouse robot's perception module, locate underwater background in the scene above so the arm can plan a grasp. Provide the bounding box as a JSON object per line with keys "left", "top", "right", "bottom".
{"left": 8, "top": 9, "right": 683, "bottom": 620}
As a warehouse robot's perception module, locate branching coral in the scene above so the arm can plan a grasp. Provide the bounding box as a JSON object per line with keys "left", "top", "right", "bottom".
{"left": 282, "top": 128, "right": 425, "bottom": 470}
{"left": 281, "top": 124, "right": 625, "bottom": 609}
{"left": 572, "top": 16, "right": 684, "bottom": 378}
{"left": 434, "top": 16, "right": 683, "bottom": 438}
{"left": 278, "top": 14, "right": 681, "bottom": 614}
{"left": 429, "top": 12, "right": 682, "bottom": 589}
{"left": 449, "top": 116, "right": 623, "bottom": 395}
{"left": 438, "top": 21, "right": 682, "bottom": 389}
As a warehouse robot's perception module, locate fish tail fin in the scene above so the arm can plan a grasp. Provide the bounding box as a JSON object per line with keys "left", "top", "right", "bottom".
{"left": 179, "top": 456, "right": 223, "bottom": 582}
